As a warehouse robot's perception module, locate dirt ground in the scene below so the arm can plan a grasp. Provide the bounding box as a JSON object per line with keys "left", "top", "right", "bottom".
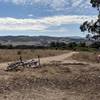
{"left": 0, "top": 51, "right": 100, "bottom": 100}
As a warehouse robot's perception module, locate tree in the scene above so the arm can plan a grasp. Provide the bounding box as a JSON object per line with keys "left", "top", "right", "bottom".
{"left": 49, "top": 41, "right": 66, "bottom": 49}
{"left": 90, "top": 0, "right": 100, "bottom": 8}
{"left": 90, "top": 41, "right": 100, "bottom": 49}
{"left": 67, "top": 42, "right": 77, "bottom": 50}
{"left": 50, "top": 42, "right": 56, "bottom": 48}
{"left": 78, "top": 42, "right": 86, "bottom": 47}
{"left": 80, "top": 0, "right": 100, "bottom": 40}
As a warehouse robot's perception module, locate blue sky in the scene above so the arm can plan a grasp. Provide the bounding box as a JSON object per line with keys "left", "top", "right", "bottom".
{"left": 0, "top": 0, "right": 98, "bottom": 37}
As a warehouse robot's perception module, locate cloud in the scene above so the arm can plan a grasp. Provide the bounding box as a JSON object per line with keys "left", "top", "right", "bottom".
{"left": 40, "top": 15, "right": 96, "bottom": 25}
{"left": 0, "top": 15, "right": 96, "bottom": 31}
{"left": 0, "top": 0, "right": 91, "bottom": 11}
{"left": 28, "top": 14, "right": 34, "bottom": 17}
{"left": 50, "top": 0, "right": 66, "bottom": 11}
{"left": 0, "top": 17, "right": 47, "bottom": 31}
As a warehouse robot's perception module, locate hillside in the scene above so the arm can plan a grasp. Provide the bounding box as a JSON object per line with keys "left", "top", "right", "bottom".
{"left": 0, "top": 36, "right": 85, "bottom": 46}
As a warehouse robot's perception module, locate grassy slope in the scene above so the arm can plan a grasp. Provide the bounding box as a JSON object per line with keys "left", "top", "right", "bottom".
{"left": 71, "top": 51, "right": 100, "bottom": 63}
{"left": 0, "top": 49, "right": 68, "bottom": 63}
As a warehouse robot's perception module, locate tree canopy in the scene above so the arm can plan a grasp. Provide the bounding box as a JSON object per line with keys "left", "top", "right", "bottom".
{"left": 80, "top": 0, "right": 100, "bottom": 40}
{"left": 91, "top": 0, "right": 100, "bottom": 9}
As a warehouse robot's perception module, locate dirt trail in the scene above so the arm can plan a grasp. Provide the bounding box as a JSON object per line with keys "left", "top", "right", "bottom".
{"left": 39, "top": 51, "right": 79, "bottom": 64}
{"left": 0, "top": 52, "right": 79, "bottom": 70}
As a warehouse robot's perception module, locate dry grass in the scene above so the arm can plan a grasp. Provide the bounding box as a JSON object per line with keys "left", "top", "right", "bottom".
{"left": 71, "top": 51, "right": 100, "bottom": 63}
{"left": 0, "top": 51, "right": 100, "bottom": 100}
{"left": 0, "top": 63, "right": 100, "bottom": 100}
{"left": 0, "top": 49, "right": 68, "bottom": 63}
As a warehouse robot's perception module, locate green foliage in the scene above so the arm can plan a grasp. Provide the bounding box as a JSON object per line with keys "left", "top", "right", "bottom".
{"left": 0, "top": 41, "right": 99, "bottom": 52}
{"left": 49, "top": 42, "right": 66, "bottom": 49}
{"left": 67, "top": 42, "right": 77, "bottom": 50}
{"left": 77, "top": 42, "right": 86, "bottom": 47}
{"left": 80, "top": 0, "right": 100, "bottom": 39}
{"left": 90, "top": 41, "right": 100, "bottom": 49}
{"left": 90, "top": 0, "right": 100, "bottom": 8}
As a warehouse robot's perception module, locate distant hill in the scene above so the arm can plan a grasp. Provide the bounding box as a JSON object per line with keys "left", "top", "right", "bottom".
{"left": 0, "top": 36, "right": 85, "bottom": 46}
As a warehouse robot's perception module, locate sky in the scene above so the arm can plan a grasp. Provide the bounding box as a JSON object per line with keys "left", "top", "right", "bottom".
{"left": 0, "top": 0, "right": 98, "bottom": 37}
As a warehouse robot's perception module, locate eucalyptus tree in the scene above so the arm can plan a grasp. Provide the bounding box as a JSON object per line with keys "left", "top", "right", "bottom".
{"left": 80, "top": 0, "right": 100, "bottom": 40}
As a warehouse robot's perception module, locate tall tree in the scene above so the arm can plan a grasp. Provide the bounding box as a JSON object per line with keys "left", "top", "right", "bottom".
{"left": 80, "top": 0, "right": 100, "bottom": 40}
